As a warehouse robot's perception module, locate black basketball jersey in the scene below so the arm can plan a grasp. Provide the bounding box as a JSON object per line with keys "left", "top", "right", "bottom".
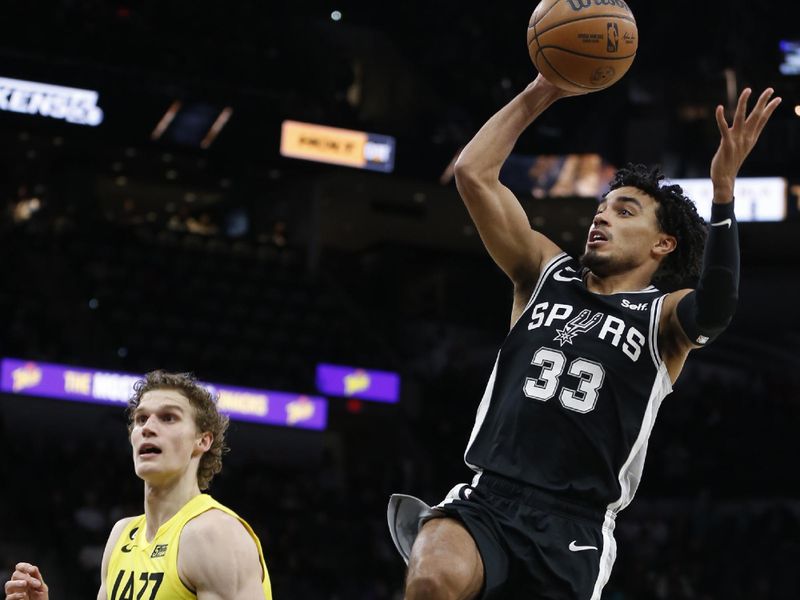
{"left": 464, "top": 253, "right": 673, "bottom": 513}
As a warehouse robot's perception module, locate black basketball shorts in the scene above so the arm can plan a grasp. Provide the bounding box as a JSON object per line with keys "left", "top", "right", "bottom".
{"left": 389, "top": 472, "right": 618, "bottom": 600}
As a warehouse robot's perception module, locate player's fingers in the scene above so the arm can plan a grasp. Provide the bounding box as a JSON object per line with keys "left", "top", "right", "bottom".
{"left": 5, "top": 578, "right": 30, "bottom": 594}
{"left": 714, "top": 105, "right": 730, "bottom": 139}
{"left": 732, "top": 88, "right": 751, "bottom": 130}
{"left": 13, "top": 564, "right": 34, "bottom": 575}
{"left": 6, "top": 593, "right": 31, "bottom": 600}
{"left": 14, "top": 565, "right": 41, "bottom": 584}
{"left": 24, "top": 566, "right": 42, "bottom": 585}
{"left": 7, "top": 575, "right": 39, "bottom": 590}
{"left": 9, "top": 572, "right": 40, "bottom": 589}
{"left": 754, "top": 97, "right": 782, "bottom": 137}
{"left": 745, "top": 88, "right": 773, "bottom": 126}
{"left": 753, "top": 87, "right": 773, "bottom": 112}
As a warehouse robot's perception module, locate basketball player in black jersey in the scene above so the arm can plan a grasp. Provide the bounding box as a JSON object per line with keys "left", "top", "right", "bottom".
{"left": 387, "top": 75, "right": 781, "bottom": 599}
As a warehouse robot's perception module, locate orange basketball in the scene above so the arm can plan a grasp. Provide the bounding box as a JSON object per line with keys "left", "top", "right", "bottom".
{"left": 527, "top": 0, "right": 638, "bottom": 94}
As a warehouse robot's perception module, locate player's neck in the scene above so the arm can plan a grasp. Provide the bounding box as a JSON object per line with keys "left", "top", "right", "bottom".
{"left": 142, "top": 475, "right": 202, "bottom": 542}
{"left": 584, "top": 268, "right": 653, "bottom": 295}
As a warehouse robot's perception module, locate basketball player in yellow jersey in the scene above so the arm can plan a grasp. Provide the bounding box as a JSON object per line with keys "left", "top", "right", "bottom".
{"left": 4, "top": 371, "right": 272, "bottom": 600}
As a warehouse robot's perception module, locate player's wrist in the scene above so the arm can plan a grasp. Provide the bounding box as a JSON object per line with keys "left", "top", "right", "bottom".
{"left": 525, "top": 77, "right": 566, "bottom": 103}
{"left": 711, "top": 179, "right": 734, "bottom": 203}
{"left": 710, "top": 201, "right": 736, "bottom": 221}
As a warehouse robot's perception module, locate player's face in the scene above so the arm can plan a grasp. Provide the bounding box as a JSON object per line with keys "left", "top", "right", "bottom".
{"left": 130, "top": 389, "right": 211, "bottom": 487}
{"left": 581, "top": 186, "right": 673, "bottom": 276}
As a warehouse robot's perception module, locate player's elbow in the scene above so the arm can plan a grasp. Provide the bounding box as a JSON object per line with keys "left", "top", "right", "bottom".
{"left": 453, "top": 159, "right": 475, "bottom": 183}
{"left": 696, "top": 268, "right": 738, "bottom": 324}
{"left": 454, "top": 165, "right": 494, "bottom": 206}
{"left": 453, "top": 157, "right": 493, "bottom": 187}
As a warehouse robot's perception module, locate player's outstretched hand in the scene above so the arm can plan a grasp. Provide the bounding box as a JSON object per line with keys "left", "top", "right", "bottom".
{"left": 711, "top": 87, "right": 782, "bottom": 199}
{"left": 4, "top": 563, "right": 49, "bottom": 600}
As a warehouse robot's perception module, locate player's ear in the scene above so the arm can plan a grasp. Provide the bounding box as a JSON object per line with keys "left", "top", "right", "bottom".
{"left": 196, "top": 431, "right": 213, "bottom": 453}
{"left": 653, "top": 233, "right": 677, "bottom": 258}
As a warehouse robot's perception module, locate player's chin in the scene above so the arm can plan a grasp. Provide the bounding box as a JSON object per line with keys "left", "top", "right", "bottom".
{"left": 579, "top": 249, "right": 612, "bottom": 273}
{"left": 133, "top": 460, "right": 163, "bottom": 477}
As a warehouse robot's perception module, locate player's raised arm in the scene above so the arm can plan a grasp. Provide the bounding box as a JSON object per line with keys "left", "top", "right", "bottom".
{"left": 660, "top": 87, "right": 782, "bottom": 374}
{"left": 454, "top": 75, "right": 576, "bottom": 297}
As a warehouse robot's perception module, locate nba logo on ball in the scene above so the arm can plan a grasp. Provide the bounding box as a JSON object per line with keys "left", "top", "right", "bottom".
{"left": 607, "top": 22, "right": 619, "bottom": 52}
{"left": 527, "top": 0, "right": 638, "bottom": 94}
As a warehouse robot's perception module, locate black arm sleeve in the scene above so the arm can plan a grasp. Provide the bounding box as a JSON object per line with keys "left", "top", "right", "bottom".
{"left": 676, "top": 201, "right": 740, "bottom": 346}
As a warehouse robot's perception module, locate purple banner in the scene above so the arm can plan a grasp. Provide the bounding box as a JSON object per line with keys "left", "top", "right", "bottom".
{"left": 315, "top": 363, "right": 400, "bottom": 403}
{"left": 0, "top": 358, "right": 327, "bottom": 430}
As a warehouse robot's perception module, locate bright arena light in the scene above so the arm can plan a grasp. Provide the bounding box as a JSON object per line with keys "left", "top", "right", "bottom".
{"left": 331, "top": 10, "right": 342, "bottom": 21}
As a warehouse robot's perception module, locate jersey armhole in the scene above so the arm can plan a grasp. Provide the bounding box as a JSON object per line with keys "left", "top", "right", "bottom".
{"left": 522, "top": 252, "right": 571, "bottom": 313}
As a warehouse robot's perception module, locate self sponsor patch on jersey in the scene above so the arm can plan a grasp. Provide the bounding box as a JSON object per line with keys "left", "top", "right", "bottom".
{"left": 621, "top": 299, "right": 648, "bottom": 311}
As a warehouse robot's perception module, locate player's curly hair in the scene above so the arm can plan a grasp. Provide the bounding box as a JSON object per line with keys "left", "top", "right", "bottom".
{"left": 127, "top": 370, "right": 229, "bottom": 491}
{"left": 607, "top": 163, "right": 707, "bottom": 289}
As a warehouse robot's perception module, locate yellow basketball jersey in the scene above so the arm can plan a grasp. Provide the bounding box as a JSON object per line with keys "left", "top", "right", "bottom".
{"left": 107, "top": 494, "right": 272, "bottom": 600}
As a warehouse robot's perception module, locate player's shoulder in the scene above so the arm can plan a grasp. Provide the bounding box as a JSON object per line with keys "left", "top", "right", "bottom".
{"left": 181, "top": 507, "right": 251, "bottom": 546}
{"left": 659, "top": 288, "right": 692, "bottom": 315}
{"left": 102, "top": 515, "right": 139, "bottom": 580}
{"left": 538, "top": 243, "right": 570, "bottom": 271}
{"left": 178, "top": 508, "right": 262, "bottom": 590}
{"left": 107, "top": 516, "right": 137, "bottom": 547}
{"left": 538, "top": 251, "right": 582, "bottom": 284}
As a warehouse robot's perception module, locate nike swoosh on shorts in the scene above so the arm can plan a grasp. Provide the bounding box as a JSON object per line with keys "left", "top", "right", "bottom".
{"left": 569, "top": 540, "right": 598, "bottom": 552}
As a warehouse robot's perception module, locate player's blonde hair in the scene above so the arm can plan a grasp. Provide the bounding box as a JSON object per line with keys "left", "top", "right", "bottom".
{"left": 127, "top": 370, "right": 229, "bottom": 491}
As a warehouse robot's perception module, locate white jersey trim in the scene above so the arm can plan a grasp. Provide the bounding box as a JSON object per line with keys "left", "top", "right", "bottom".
{"left": 647, "top": 294, "right": 668, "bottom": 370}
{"left": 588, "top": 292, "right": 669, "bottom": 598}
{"left": 622, "top": 285, "right": 659, "bottom": 294}
{"left": 590, "top": 511, "right": 618, "bottom": 600}
{"left": 465, "top": 252, "right": 569, "bottom": 472}
{"left": 608, "top": 362, "right": 672, "bottom": 515}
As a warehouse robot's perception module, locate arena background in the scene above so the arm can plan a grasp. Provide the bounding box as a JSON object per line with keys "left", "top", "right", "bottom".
{"left": 2, "top": 1, "right": 800, "bottom": 598}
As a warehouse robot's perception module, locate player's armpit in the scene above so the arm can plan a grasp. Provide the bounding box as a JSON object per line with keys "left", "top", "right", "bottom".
{"left": 454, "top": 169, "right": 562, "bottom": 288}
{"left": 178, "top": 509, "right": 266, "bottom": 600}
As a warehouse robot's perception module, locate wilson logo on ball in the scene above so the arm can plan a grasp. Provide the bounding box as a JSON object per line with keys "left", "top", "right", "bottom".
{"left": 566, "top": 0, "right": 631, "bottom": 10}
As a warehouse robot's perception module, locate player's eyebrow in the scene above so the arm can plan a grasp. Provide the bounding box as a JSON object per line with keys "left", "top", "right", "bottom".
{"left": 615, "top": 196, "right": 643, "bottom": 209}
{"left": 132, "top": 403, "right": 186, "bottom": 417}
